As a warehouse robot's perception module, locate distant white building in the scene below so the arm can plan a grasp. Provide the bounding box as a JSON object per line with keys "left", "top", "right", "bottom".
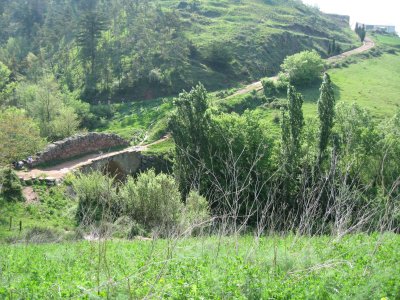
{"left": 359, "top": 23, "right": 396, "bottom": 34}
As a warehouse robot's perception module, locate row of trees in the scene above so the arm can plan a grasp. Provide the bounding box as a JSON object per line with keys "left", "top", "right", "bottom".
{"left": 355, "top": 23, "right": 367, "bottom": 42}
{"left": 169, "top": 79, "right": 399, "bottom": 232}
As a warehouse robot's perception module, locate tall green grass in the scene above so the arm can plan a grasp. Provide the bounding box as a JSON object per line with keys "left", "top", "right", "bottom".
{"left": 1, "top": 234, "right": 399, "bottom": 298}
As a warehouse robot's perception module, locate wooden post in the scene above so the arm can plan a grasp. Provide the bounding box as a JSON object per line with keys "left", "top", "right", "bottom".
{"left": 19, "top": 221, "right": 22, "bottom": 233}
{"left": 9, "top": 216, "right": 12, "bottom": 231}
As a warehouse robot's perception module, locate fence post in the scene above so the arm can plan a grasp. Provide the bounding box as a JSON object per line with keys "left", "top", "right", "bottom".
{"left": 9, "top": 216, "right": 12, "bottom": 231}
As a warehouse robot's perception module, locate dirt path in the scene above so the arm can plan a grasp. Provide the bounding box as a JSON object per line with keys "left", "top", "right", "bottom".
{"left": 22, "top": 186, "right": 39, "bottom": 204}
{"left": 17, "top": 136, "right": 169, "bottom": 181}
{"left": 327, "top": 37, "right": 375, "bottom": 62}
{"left": 228, "top": 37, "right": 375, "bottom": 98}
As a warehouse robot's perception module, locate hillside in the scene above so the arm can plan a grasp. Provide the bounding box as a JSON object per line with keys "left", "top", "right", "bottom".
{"left": 216, "top": 33, "right": 400, "bottom": 131}
{"left": 0, "top": 0, "right": 358, "bottom": 102}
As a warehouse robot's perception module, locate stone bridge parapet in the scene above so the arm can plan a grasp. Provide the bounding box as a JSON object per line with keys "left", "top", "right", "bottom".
{"left": 32, "top": 133, "right": 129, "bottom": 167}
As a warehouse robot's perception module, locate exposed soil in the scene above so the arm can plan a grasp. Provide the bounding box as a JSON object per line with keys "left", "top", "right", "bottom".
{"left": 23, "top": 186, "right": 39, "bottom": 204}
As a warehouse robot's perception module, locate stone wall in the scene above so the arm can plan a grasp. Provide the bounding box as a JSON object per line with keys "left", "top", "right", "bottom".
{"left": 32, "top": 133, "right": 129, "bottom": 166}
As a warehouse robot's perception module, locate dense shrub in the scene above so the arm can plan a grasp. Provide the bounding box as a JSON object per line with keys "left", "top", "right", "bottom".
{"left": 72, "top": 172, "right": 119, "bottom": 226}
{"left": 261, "top": 78, "right": 276, "bottom": 97}
{"left": 121, "top": 170, "right": 183, "bottom": 234}
{"left": 280, "top": 50, "right": 324, "bottom": 86}
{"left": 0, "top": 168, "right": 23, "bottom": 200}
{"left": 204, "top": 42, "right": 233, "bottom": 70}
{"left": 182, "top": 191, "right": 210, "bottom": 233}
{"left": 70, "top": 169, "right": 211, "bottom": 237}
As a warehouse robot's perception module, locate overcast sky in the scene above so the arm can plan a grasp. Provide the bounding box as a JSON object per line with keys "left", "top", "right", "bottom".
{"left": 301, "top": 0, "right": 399, "bottom": 33}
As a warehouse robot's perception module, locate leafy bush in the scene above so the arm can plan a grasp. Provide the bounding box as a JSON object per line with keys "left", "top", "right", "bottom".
{"left": 182, "top": 191, "right": 210, "bottom": 234}
{"left": 0, "top": 168, "right": 23, "bottom": 200}
{"left": 120, "top": 170, "right": 183, "bottom": 235}
{"left": 261, "top": 78, "right": 276, "bottom": 97}
{"left": 72, "top": 172, "right": 119, "bottom": 226}
{"left": 275, "top": 73, "right": 290, "bottom": 92}
{"left": 0, "top": 108, "right": 45, "bottom": 165}
{"left": 280, "top": 50, "right": 324, "bottom": 86}
{"left": 204, "top": 42, "right": 233, "bottom": 70}
{"left": 24, "top": 227, "right": 62, "bottom": 244}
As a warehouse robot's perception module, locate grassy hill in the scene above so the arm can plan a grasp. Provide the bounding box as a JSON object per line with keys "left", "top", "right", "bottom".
{"left": 216, "top": 33, "right": 400, "bottom": 132}
{"left": 0, "top": 0, "right": 358, "bottom": 101}
{"left": 158, "top": 0, "right": 359, "bottom": 91}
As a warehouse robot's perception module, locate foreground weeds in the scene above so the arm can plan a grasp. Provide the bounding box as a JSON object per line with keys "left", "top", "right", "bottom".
{"left": 0, "top": 234, "right": 399, "bottom": 299}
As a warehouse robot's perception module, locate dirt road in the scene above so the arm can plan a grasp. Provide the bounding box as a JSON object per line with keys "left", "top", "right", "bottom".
{"left": 228, "top": 37, "right": 375, "bottom": 98}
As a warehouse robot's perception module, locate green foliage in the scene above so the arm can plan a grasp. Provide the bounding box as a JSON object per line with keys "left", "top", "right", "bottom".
{"left": 70, "top": 169, "right": 210, "bottom": 236}
{"left": 0, "top": 184, "right": 77, "bottom": 241}
{"left": 279, "top": 85, "right": 304, "bottom": 204}
{"left": 0, "top": 107, "right": 45, "bottom": 165}
{"left": 183, "top": 191, "right": 210, "bottom": 227}
{"left": 121, "top": 170, "right": 183, "bottom": 234}
{"left": 72, "top": 172, "right": 119, "bottom": 226}
{"left": 0, "top": 0, "right": 358, "bottom": 101}
{"left": 204, "top": 42, "right": 233, "bottom": 70}
{"left": 0, "top": 61, "right": 11, "bottom": 92}
{"left": 261, "top": 78, "right": 277, "bottom": 97}
{"left": 15, "top": 76, "right": 84, "bottom": 140}
{"left": 280, "top": 50, "right": 324, "bottom": 86}
{"left": 0, "top": 61, "right": 15, "bottom": 106}
{"left": 355, "top": 23, "right": 367, "bottom": 42}
{"left": 171, "top": 85, "right": 272, "bottom": 215}
{"left": 0, "top": 234, "right": 399, "bottom": 298}
{"left": 327, "top": 39, "right": 342, "bottom": 56}
{"left": 286, "top": 85, "right": 304, "bottom": 152}
{"left": 169, "top": 83, "right": 211, "bottom": 198}
{"left": 0, "top": 168, "right": 23, "bottom": 200}
{"left": 317, "top": 73, "right": 336, "bottom": 163}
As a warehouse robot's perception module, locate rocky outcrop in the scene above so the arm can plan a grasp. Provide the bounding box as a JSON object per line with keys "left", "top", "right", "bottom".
{"left": 32, "top": 133, "right": 129, "bottom": 167}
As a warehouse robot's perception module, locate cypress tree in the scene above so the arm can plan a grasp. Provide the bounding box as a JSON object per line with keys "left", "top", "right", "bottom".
{"left": 279, "top": 85, "right": 304, "bottom": 207}
{"left": 317, "top": 73, "right": 335, "bottom": 164}
{"left": 287, "top": 84, "right": 304, "bottom": 153}
{"left": 328, "top": 40, "right": 332, "bottom": 55}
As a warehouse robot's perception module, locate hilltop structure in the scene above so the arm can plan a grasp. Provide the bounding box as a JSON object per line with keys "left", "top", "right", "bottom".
{"left": 358, "top": 23, "right": 396, "bottom": 34}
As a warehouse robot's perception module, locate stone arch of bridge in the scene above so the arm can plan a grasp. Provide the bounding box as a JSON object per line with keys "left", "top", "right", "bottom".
{"left": 103, "top": 160, "right": 126, "bottom": 181}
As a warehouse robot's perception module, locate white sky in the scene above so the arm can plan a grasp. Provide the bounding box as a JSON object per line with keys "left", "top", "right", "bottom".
{"left": 301, "top": 0, "right": 399, "bottom": 33}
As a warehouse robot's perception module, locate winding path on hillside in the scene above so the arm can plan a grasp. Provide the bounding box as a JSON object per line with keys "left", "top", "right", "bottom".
{"left": 228, "top": 37, "right": 375, "bottom": 98}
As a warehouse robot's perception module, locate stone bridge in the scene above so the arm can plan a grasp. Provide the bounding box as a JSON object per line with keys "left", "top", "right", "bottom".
{"left": 78, "top": 147, "right": 171, "bottom": 181}
{"left": 18, "top": 134, "right": 172, "bottom": 184}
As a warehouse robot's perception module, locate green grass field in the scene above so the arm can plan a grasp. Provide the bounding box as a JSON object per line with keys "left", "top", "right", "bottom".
{"left": 302, "top": 52, "right": 400, "bottom": 119}
{"left": 218, "top": 34, "right": 400, "bottom": 128}
{"left": 0, "top": 188, "right": 76, "bottom": 242}
{"left": 96, "top": 99, "right": 173, "bottom": 142}
{"left": 1, "top": 234, "right": 399, "bottom": 298}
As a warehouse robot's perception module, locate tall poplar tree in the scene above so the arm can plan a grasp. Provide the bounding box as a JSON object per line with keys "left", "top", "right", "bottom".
{"left": 317, "top": 73, "right": 336, "bottom": 164}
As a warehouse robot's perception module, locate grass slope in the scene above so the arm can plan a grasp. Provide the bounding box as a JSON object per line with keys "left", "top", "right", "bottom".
{"left": 163, "top": 0, "right": 358, "bottom": 83}
{"left": 1, "top": 234, "right": 399, "bottom": 298}
{"left": 0, "top": 187, "right": 76, "bottom": 242}
{"left": 218, "top": 34, "right": 400, "bottom": 128}
{"left": 97, "top": 33, "right": 399, "bottom": 153}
